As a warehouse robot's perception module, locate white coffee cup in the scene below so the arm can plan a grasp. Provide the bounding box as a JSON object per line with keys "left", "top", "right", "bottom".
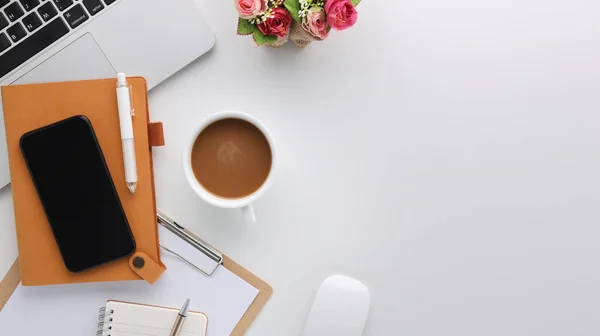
{"left": 183, "top": 111, "right": 277, "bottom": 223}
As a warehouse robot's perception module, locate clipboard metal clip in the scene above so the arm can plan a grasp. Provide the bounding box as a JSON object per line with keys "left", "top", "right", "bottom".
{"left": 157, "top": 210, "right": 223, "bottom": 277}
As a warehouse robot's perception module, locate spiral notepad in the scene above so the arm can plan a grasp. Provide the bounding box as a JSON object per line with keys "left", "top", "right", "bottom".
{"left": 97, "top": 301, "right": 208, "bottom": 336}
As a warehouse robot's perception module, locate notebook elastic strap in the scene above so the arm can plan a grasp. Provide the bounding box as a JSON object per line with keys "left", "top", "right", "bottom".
{"left": 128, "top": 252, "right": 166, "bottom": 284}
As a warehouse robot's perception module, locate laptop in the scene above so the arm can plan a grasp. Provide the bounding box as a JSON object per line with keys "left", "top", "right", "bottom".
{"left": 0, "top": 0, "right": 215, "bottom": 188}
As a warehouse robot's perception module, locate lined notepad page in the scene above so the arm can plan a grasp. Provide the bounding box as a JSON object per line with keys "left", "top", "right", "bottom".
{"left": 101, "top": 301, "right": 207, "bottom": 336}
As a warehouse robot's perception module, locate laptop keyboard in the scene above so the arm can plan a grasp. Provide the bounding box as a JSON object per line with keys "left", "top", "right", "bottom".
{"left": 0, "top": 0, "right": 117, "bottom": 79}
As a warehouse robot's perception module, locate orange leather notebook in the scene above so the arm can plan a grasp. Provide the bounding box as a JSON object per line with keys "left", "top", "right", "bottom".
{"left": 1, "top": 77, "right": 166, "bottom": 286}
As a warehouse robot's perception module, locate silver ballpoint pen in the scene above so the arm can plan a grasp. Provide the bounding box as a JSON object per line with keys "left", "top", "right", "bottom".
{"left": 169, "top": 298, "right": 190, "bottom": 336}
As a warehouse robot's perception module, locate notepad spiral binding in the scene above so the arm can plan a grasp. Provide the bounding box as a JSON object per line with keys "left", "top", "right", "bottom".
{"left": 96, "top": 307, "right": 115, "bottom": 336}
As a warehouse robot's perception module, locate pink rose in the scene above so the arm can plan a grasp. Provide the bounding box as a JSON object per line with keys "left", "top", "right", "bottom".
{"left": 324, "top": 0, "right": 358, "bottom": 31}
{"left": 257, "top": 7, "right": 292, "bottom": 38}
{"left": 235, "top": 0, "right": 267, "bottom": 19}
{"left": 303, "top": 8, "right": 329, "bottom": 40}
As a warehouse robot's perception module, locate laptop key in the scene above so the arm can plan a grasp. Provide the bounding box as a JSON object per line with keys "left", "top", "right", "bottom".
{"left": 103, "top": 0, "right": 116, "bottom": 5}
{"left": 65, "top": 4, "right": 88, "bottom": 29}
{"left": 52, "top": 0, "right": 72, "bottom": 11}
{"left": 0, "top": 12, "right": 8, "bottom": 29}
{"left": 4, "top": 2, "right": 24, "bottom": 21}
{"left": 63, "top": 3, "right": 87, "bottom": 29}
{"left": 19, "top": 0, "right": 40, "bottom": 12}
{"left": 0, "top": 17, "right": 69, "bottom": 78}
{"left": 6, "top": 22, "right": 26, "bottom": 43}
{"left": 82, "top": 0, "right": 103, "bottom": 16}
{"left": 22, "top": 12, "right": 41, "bottom": 32}
{"left": 38, "top": 1, "right": 57, "bottom": 21}
{"left": 0, "top": 0, "right": 9, "bottom": 8}
{"left": 0, "top": 33, "right": 10, "bottom": 53}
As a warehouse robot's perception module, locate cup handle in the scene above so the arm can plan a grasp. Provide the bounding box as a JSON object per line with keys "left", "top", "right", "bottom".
{"left": 242, "top": 205, "right": 256, "bottom": 223}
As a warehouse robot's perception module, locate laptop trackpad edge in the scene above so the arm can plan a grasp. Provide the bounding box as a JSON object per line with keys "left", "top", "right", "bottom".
{"left": 14, "top": 33, "right": 116, "bottom": 85}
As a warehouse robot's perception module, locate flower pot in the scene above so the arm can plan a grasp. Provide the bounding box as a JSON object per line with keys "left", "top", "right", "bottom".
{"left": 289, "top": 21, "right": 321, "bottom": 48}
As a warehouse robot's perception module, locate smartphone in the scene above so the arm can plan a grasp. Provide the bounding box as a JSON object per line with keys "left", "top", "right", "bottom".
{"left": 20, "top": 115, "right": 136, "bottom": 273}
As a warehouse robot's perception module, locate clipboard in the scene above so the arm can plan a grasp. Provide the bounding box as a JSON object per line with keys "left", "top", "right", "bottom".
{"left": 0, "top": 254, "right": 272, "bottom": 336}
{"left": 155, "top": 210, "right": 274, "bottom": 335}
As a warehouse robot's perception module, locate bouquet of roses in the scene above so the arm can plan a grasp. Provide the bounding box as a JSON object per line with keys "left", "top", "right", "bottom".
{"left": 236, "top": 0, "right": 360, "bottom": 48}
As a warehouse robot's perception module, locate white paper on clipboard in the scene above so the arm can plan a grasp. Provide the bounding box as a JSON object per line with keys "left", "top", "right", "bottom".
{"left": 0, "top": 228, "right": 259, "bottom": 336}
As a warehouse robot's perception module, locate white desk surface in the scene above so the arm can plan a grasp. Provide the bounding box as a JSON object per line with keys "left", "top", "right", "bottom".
{"left": 1, "top": 0, "right": 600, "bottom": 335}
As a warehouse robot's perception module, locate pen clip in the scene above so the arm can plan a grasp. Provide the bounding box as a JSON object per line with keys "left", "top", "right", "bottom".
{"left": 128, "top": 85, "right": 135, "bottom": 116}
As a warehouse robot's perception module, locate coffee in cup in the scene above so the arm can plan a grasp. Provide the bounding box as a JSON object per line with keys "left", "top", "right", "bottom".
{"left": 190, "top": 118, "right": 272, "bottom": 199}
{"left": 183, "top": 111, "right": 277, "bottom": 223}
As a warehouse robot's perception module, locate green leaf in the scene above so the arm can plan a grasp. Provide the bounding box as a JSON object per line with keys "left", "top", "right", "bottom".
{"left": 284, "top": 0, "right": 302, "bottom": 23}
{"left": 238, "top": 18, "right": 258, "bottom": 35}
{"left": 252, "top": 30, "right": 278, "bottom": 46}
{"left": 350, "top": 0, "right": 361, "bottom": 6}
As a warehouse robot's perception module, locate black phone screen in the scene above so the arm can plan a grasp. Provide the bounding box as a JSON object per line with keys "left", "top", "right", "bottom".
{"left": 20, "top": 116, "right": 135, "bottom": 273}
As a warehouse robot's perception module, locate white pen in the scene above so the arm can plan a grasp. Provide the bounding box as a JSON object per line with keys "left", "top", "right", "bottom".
{"left": 116, "top": 73, "right": 138, "bottom": 195}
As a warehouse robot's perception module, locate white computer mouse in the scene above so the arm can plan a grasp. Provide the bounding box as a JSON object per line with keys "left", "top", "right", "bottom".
{"left": 301, "top": 275, "right": 371, "bottom": 336}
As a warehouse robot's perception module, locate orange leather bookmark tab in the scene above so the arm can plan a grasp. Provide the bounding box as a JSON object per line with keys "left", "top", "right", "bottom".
{"left": 128, "top": 252, "right": 166, "bottom": 284}
{"left": 147, "top": 122, "right": 165, "bottom": 147}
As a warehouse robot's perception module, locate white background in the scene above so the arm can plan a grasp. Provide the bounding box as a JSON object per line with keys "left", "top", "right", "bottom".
{"left": 2, "top": 0, "right": 600, "bottom": 335}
